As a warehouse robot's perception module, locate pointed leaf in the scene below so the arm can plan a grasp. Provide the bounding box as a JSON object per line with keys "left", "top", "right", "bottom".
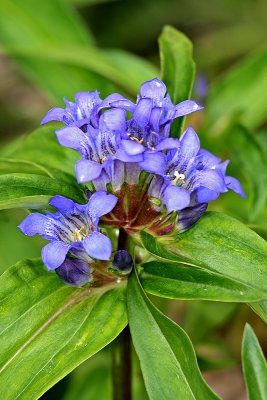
{"left": 242, "top": 324, "right": 267, "bottom": 400}
{"left": 228, "top": 124, "right": 267, "bottom": 221}
{"left": 141, "top": 212, "right": 267, "bottom": 299}
{"left": 0, "top": 259, "right": 127, "bottom": 400}
{"left": 159, "top": 25, "right": 196, "bottom": 136}
{"left": 0, "top": 173, "right": 85, "bottom": 210}
{"left": 127, "top": 270, "right": 219, "bottom": 400}
{"left": 140, "top": 261, "right": 267, "bottom": 302}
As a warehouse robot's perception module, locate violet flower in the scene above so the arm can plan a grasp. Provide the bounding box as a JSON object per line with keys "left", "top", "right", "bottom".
{"left": 19, "top": 191, "right": 118, "bottom": 270}
{"left": 149, "top": 126, "right": 245, "bottom": 213}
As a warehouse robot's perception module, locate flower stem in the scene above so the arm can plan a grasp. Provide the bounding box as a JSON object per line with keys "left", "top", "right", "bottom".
{"left": 112, "top": 325, "right": 132, "bottom": 400}
{"left": 112, "top": 228, "right": 132, "bottom": 399}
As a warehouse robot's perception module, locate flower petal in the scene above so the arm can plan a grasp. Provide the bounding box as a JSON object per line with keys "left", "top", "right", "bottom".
{"left": 42, "top": 241, "right": 71, "bottom": 270}
{"left": 139, "top": 151, "right": 166, "bottom": 175}
{"left": 180, "top": 126, "right": 200, "bottom": 161}
{"left": 87, "top": 191, "right": 118, "bottom": 222}
{"left": 192, "top": 169, "right": 227, "bottom": 193}
{"left": 155, "top": 138, "right": 180, "bottom": 151}
{"left": 140, "top": 78, "right": 166, "bottom": 103}
{"left": 41, "top": 107, "right": 65, "bottom": 125}
{"left": 115, "top": 148, "right": 144, "bottom": 162}
{"left": 196, "top": 187, "right": 220, "bottom": 203}
{"left": 121, "top": 139, "right": 145, "bottom": 155}
{"left": 55, "top": 126, "right": 86, "bottom": 152}
{"left": 49, "top": 196, "right": 76, "bottom": 215}
{"left": 83, "top": 232, "right": 112, "bottom": 261}
{"left": 75, "top": 91, "right": 100, "bottom": 119}
{"left": 75, "top": 159, "right": 103, "bottom": 184}
{"left": 173, "top": 100, "right": 203, "bottom": 118}
{"left": 164, "top": 185, "right": 191, "bottom": 212}
{"left": 18, "top": 213, "right": 48, "bottom": 237}
{"left": 133, "top": 98, "right": 152, "bottom": 127}
{"left": 177, "top": 203, "right": 208, "bottom": 233}
{"left": 225, "top": 176, "right": 246, "bottom": 198}
{"left": 56, "top": 257, "right": 92, "bottom": 287}
{"left": 100, "top": 108, "right": 126, "bottom": 133}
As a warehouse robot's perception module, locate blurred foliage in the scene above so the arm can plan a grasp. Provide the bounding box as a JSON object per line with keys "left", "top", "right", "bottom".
{"left": 0, "top": 0, "right": 266, "bottom": 399}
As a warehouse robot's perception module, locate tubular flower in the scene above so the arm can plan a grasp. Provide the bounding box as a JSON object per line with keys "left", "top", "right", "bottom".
{"left": 19, "top": 191, "right": 118, "bottom": 271}
{"left": 41, "top": 91, "right": 102, "bottom": 128}
{"left": 55, "top": 108, "right": 143, "bottom": 184}
{"left": 104, "top": 78, "right": 203, "bottom": 174}
{"left": 148, "top": 126, "right": 245, "bottom": 213}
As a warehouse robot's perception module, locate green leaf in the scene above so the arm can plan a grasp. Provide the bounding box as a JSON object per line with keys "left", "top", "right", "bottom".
{"left": 0, "top": 0, "right": 158, "bottom": 101}
{"left": 250, "top": 301, "right": 267, "bottom": 324}
{"left": 2, "top": 45, "right": 158, "bottom": 98}
{"left": 0, "top": 259, "right": 127, "bottom": 400}
{"left": 0, "top": 173, "right": 85, "bottom": 210}
{"left": 242, "top": 324, "right": 267, "bottom": 400}
{"left": 206, "top": 48, "right": 267, "bottom": 130}
{"left": 3, "top": 124, "right": 78, "bottom": 177}
{"left": 62, "top": 350, "right": 112, "bottom": 400}
{"left": 141, "top": 212, "right": 267, "bottom": 300}
{"left": 127, "top": 270, "right": 219, "bottom": 400}
{"left": 228, "top": 124, "right": 267, "bottom": 221}
{"left": 159, "top": 25, "right": 196, "bottom": 136}
{"left": 140, "top": 261, "right": 267, "bottom": 302}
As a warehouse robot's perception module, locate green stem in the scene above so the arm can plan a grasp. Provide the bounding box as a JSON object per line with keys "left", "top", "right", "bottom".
{"left": 112, "top": 228, "right": 132, "bottom": 400}
{"left": 112, "top": 324, "right": 132, "bottom": 400}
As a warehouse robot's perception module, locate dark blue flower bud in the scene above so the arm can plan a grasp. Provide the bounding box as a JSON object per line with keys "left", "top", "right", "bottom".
{"left": 56, "top": 258, "right": 93, "bottom": 287}
{"left": 112, "top": 250, "right": 133, "bottom": 275}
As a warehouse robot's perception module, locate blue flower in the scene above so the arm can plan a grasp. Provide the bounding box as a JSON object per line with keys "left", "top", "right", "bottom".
{"left": 56, "top": 257, "right": 93, "bottom": 287}
{"left": 111, "top": 250, "right": 133, "bottom": 275}
{"left": 55, "top": 108, "right": 143, "bottom": 184}
{"left": 41, "top": 91, "right": 101, "bottom": 128}
{"left": 104, "top": 78, "right": 203, "bottom": 174}
{"left": 18, "top": 191, "right": 118, "bottom": 270}
{"left": 150, "top": 126, "right": 245, "bottom": 213}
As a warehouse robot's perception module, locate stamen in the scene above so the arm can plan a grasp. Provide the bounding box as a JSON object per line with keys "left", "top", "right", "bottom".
{"left": 100, "top": 156, "right": 107, "bottom": 164}
{"left": 130, "top": 137, "right": 144, "bottom": 144}
{"left": 73, "top": 226, "right": 89, "bottom": 241}
{"left": 172, "top": 171, "right": 185, "bottom": 185}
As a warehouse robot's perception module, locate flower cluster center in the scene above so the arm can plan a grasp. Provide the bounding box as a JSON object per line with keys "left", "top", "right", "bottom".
{"left": 73, "top": 226, "right": 89, "bottom": 242}
{"left": 172, "top": 171, "right": 186, "bottom": 185}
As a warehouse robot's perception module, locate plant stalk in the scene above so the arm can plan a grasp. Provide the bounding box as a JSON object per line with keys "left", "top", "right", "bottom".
{"left": 112, "top": 325, "right": 132, "bottom": 400}
{"left": 112, "top": 228, "right": 132, "bottom": 400}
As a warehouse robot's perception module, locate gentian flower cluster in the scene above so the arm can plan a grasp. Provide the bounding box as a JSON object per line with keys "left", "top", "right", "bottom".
{"left": 19, "top": 78, "right": 245, "bottom": 287}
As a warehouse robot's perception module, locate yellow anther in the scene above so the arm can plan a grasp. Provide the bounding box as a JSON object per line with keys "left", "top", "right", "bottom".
{"left": 172, "top": 171, "right": 185, "bottom": 185}
{"left": 130, "top": 137, "right": 144, "bottom": 144}
{"left": 73, "top": 226, "right": 89, "bottom": 242}
{"left": 100, "top": 156, "right": 107, "bottom": 164}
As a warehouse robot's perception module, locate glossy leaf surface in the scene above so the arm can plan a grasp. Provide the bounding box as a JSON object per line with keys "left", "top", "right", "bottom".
{"left": 141, "top": 212, "right": 267, "bottom": 300}
{"left": 127, "top": 270, "right": 219, "bottom": 400}
{"left": 242, "top": 324, "right": 267, "bottom": 400}
{"left": 0, "top": 259, "right": 127, "bottom": 400}
{"left": 159, "top": 25, "right": 196, "bottom": 136}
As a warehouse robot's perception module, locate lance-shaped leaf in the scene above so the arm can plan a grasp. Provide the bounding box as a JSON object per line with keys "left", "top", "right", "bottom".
{"left": 159, "top": 25, "right": 196, "bottom": 137}
{"left": 141, "top": 212, "right": 267, "bottom": 299}
{"left": 0, "top": 1, "right": 158, "bottom": 100}
{"left": 242, "top": 324, "right": 267, "bottom": 400}
{"left": 2, "top": 124, "right": 79, "bottom": 177}
{"left": 127, "top": 270, "right": 219, "bottom": 400}
{"left": 228, "top": 124, "right": 267, "bottom": 222}
{"left": 0, "top": 173, "right": 85, "bottom": 210}
{"left": 140, "top": 261, "right": 267, "bottom": 302}
{"left": 250, "top": 301, "right": 267, "bottom": 324}
{"left": 206, "top": 48, "right": 267, "bottom": 130}
{"left": 0, "top": 259, "right": 127, "bottom": 400}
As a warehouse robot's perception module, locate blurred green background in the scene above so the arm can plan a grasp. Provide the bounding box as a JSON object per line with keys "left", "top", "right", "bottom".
{"left": 0, "top": 1, "right": 266, "bottom": 399}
